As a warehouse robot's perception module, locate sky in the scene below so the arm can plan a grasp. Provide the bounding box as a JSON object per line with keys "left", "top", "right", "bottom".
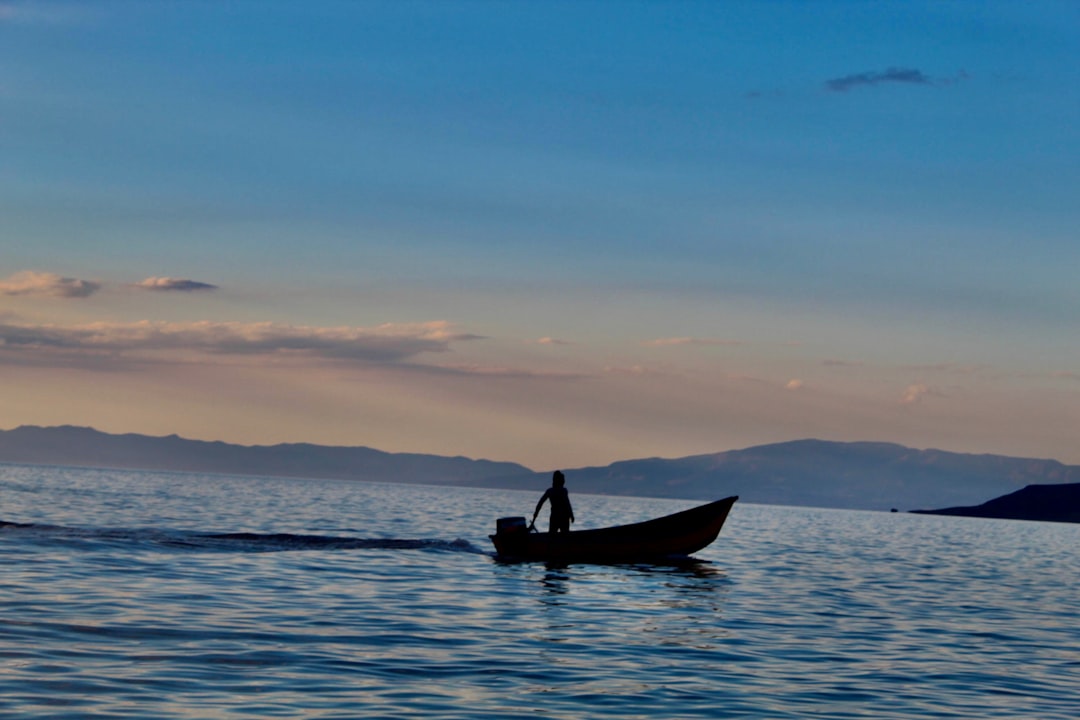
{"left": 1, "top": 0, "right": 1078, "bottom": 469}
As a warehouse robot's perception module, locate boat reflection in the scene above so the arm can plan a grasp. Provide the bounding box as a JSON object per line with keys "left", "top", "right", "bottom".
{"left": 511, "top": 558, "right": 732, "bottom": 608}
{"left": 516, "top": 558, "right": 735, "bottom": 656}
{"left": 540, "top": 566, "right": 570, "bottom": 598}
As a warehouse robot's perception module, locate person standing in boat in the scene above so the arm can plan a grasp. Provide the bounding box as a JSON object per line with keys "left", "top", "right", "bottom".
{"left": 531, "top": 470, "right": 575, "bottom": 533}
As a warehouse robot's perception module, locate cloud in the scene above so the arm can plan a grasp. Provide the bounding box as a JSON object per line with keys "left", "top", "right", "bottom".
{"left": 785, "top": 379, "right": 804, "bottom": 390}
{"left": 901, "top": 362, "right": 985, "bottom": 375}
{"left": 744, "top": 89, "right": 784, "bottom": 101}
{"left": 0, "top": 271, "right": 101, "bottom": 298}
{"left": 938, "top": 70, "right": 970, "bottom": 87}
{"left": 900, "top": 383, "right": 941, "bottom": 405}
{"left": 823, "top": 359, "right": 863, "bottom": 368}
{"left": 645, "top": 337, "right": 742, "bottom": 347}
{"left": 0, "top": 2, "right": 94, "bottom": 25}
{"left": 825, "top": 67, "right": 933, "bottom": 93}
{"left": 0, "top": 319, "right": 483, "bottom": 367}
{"left": 136, "top": 277, "right": 219, "bottom": 292}
{"left": 534, "top": 337, "right": 573, "bottom": 346}
{"left": 435, "top": 364, "right": 582, "bottom": 380}
{"left": 603, "top": 364, "right": 664, "bottom": 377}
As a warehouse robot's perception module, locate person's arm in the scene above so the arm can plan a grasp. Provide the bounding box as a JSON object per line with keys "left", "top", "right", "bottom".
{"left": 531, "top": 490, "right": 550, "bottom": 525}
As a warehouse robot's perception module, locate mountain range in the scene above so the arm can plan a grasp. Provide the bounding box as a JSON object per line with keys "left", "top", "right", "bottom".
{"left": 3, "top": 425, "right": 1079, "bottom": 512}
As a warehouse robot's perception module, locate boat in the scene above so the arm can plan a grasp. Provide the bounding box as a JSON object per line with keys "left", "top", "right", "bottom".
{"left": 489, "top": 496, "right": 738, "bottom": 563}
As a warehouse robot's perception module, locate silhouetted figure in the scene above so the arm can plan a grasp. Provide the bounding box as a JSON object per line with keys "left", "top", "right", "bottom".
{"left": 532, "top": 470, "right": 575, "bottom": 533}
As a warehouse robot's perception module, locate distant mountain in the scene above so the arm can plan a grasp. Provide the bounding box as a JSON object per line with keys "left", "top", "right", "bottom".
{"left": 912, "top": 484, "right": 1080, "bottom": 523}
{"left": 0, "top": 425, "right": 532, "bottom": 487}
{"left": 535, "top": 440, "right": 1080, "bottom": 511}
{"left": 3, "top": 426, "right": 1079, "bottom": 512}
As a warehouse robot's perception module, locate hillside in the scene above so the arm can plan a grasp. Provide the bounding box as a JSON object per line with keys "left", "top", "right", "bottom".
{"left": 912, "top": 483, "right": 1080, "bottom": 523}
{"left": 531, "top": 440, "right": 1080, "bottom": 510}
{"left": 3, "top": 426, "right": 1079, "bottom": 511}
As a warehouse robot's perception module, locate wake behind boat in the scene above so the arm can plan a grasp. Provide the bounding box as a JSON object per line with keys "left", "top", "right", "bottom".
{"left": 489, "top": 496, "right": 738, "bottom": 563}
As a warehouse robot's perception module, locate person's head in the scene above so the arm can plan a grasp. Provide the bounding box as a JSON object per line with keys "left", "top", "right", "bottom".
{"left": 552, "top": 470, "right": 565, "bottom": 488}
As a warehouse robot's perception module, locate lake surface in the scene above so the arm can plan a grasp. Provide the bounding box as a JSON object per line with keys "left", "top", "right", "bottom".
{"left": 2, "top": 464, "right": 1079, "bottom": 718}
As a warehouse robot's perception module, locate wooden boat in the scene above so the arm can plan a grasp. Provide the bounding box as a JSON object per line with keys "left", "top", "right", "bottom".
{"left": 489, "top": 496, "right": 738, "bottom": 563}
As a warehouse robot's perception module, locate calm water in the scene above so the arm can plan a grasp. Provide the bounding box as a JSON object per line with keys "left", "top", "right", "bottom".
{"left": 2, "top": 464, "right": 1079, "bottom": 719}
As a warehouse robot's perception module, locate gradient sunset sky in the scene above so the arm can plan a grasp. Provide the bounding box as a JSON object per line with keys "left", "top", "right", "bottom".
{"left": 2, "top": 1, "right": 1077, "bottom": 469}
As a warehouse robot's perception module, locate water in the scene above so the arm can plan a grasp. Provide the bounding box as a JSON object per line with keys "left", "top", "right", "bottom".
{"left": 3, "top": 464, "right": 1079, "bottom": 719}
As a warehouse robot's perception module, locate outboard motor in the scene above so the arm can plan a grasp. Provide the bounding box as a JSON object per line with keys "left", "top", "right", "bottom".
{"left": 496, "top": 516, "right": 528, "bottom": 535}
{"left": 492, "top": 516, "right": 530, "bottom": 556}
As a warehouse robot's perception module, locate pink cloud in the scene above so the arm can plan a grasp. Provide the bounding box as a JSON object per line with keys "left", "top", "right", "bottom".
{"left": 603, "top": 364, "right": 661, "bottom": 377}
{"left": 0, "top": 271, "right": 100, "bottom": 298}
{"left": 900, "top": 383, "right": 937, "bottom": 405}
{"left": 0, "top": 319, "right": 483, "bottom": 367}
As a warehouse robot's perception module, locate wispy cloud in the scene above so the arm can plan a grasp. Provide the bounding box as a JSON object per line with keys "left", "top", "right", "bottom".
{"left": 0, "top": 320, "right": 483, "bottom": 367}
{"left": 901, "top": 362, "right": 985, "bottom": 376}
{"left": 823, "top": 359, "right": 864, "bottom": 368}
{"left": 645, "top": 337, "right": 742, "bottom": 347}
{"left": 436, "top": 363, "right": 582, "bottom": 379}
{"left": 534, "top": 337, "right": 573, "bottom": 346}
{"left": 0, "top": 1, "right": 95, "bottom": 25}
{"left": 603, "top": 364, "right": 665, "bottom": 377}
{"left": 785, "top": 379, "right": 804, "bottom": 390}
{"left": 825, "top": 67, "right": 933, "bottom": 93}
{"left": 136, "top": 277, "right": 219, "bottom": 292}
{"left": 0, "top": 271, "right": 100, "bottom": 298}
{"left": 744, "top": 89, "right": 784, "bottom": 101}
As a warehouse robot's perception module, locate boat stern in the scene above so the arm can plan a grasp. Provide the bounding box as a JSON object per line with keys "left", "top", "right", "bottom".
{"left": 490, "top": 516, "right": 530, "bottom": 556}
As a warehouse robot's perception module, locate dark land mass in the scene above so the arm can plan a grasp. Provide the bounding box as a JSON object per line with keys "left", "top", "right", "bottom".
{"left": 3, "top": 425, "right": 1079, "bottom": 512}
{"left": 912, "top": 483, "right": 1080, "bottom": 524}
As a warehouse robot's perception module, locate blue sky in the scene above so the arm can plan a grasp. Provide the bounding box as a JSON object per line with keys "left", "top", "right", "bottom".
{"left": 2, "top": 1, "right": 1077, "bottom": 468}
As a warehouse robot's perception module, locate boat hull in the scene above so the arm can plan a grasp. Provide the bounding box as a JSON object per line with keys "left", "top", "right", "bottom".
{"left": 489, "top": 496, "right": 738, "bottom": 563}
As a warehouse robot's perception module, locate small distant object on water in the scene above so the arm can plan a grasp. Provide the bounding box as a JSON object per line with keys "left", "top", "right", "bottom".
{"left": 490, "top": 496, "right": 738, "bottom": 563}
